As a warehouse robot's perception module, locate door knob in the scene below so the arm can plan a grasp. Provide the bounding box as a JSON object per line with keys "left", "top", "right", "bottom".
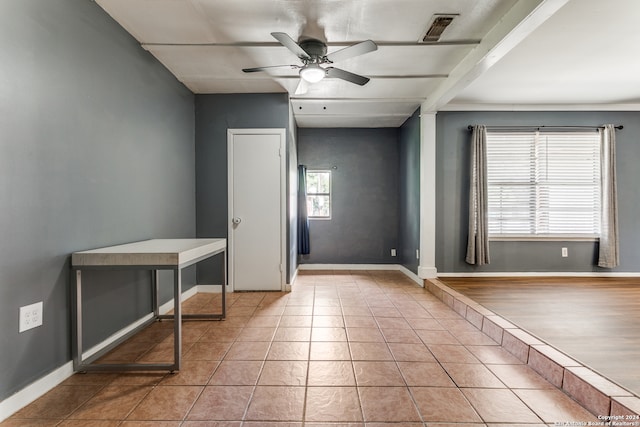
{"left": 232, "top": 217, "right": 242, "bottom": 225}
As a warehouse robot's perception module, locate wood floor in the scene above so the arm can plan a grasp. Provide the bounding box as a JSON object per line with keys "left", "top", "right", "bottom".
{"left": 440, "top": 277, "right": 640, "bottom": 395}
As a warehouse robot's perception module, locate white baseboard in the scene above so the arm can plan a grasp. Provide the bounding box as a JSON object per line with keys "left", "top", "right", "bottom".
{"left": 290, "top": 268, "right": 299, "bottom": 288}
{"left": 1, "top": 310, "right": 162, "bottom": 422}
{"left": 82, "top": 313, "right": 155, "bottom": 360}
{"left": 156, "top": 285, "right": 198, "bottom": 315}
{"left": 397, "top": 265, "right": 424, "bottom": 286}
{"left": 0, "top": 361, "right": 74, "bottom": 422}
{"left": 86, "top": 284, "right": 225, "bottom": 363}
{"left": 299, "top": 263, "right": 403, "bottom": 271}
{"left": 298, "top": 264, "right": 424, "bottom": 286}
{"left": 438, "top": 271, "right": 640, "bottom": 277}
{"left": 193, "top": 284, "right": 225, "bottom": 294}
{"left": 0, "top": 283, "right": 211, "bottom": 422}
{"left": 418, "top": 266, "right": 438, "bottom": 279}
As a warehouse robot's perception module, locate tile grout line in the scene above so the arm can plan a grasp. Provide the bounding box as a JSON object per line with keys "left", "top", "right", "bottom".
{"left": 13, "top": 271, "right": 618, "bottom": 425}
{"left": 182, "top": 294, "right": 228, "bottom": 424}
{"left": 298, "top": 284, "right": 315, "bottom": 426}
{"left": 241, "top": 292, "right": 278, "bottom": 424}
{"left": 392, "top": 289, "right": 446, "bottom": 426}
{"left": 425, "top": 277, "right": 640, "bottom": 418}
{"left": 341, "top": 282, "right": 368, "bottom": 425}
{"left": 417, "top": 284, "right": 552, "bottom": 425}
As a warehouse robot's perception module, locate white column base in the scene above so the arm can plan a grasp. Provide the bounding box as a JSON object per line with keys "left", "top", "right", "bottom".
{"left": 418, "top": 265, "right": 438, "bottom": 279}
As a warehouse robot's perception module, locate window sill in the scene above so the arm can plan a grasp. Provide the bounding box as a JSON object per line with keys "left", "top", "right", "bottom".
{"left": 489, "top": 235, "right": 599, "bottom": 242}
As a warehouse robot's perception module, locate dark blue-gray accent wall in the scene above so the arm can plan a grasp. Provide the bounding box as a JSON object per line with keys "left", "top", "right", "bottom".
{"left": 436, "top": 111, "right": 640, "bottom": 273}
{"left": 297, "top": 128, "right": 400, "bottom": 264}
{"left": 0, "top": 0, "right": 196, "bottom": 401}
{"left": 296, "top": 122, "right": 421, "bottom": 271}
{"left": 194, "top": 93, "right": 294, "bottom": 283}
{"left": 398, "top": 109, "right": 421, "bottom": 274}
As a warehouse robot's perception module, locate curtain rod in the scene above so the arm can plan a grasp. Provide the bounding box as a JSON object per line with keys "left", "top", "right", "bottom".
{"left": 467, "top": 125, "right": 623, "bottom": 131}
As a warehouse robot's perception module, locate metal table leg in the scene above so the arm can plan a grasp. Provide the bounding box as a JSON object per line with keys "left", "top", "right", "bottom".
{"left": 71, "top": 270, "right": 83, "bottom": 371}
{"left": 152, "top": 270, "right": 159, "bottom": 318}
{"left": 172, "top": 268, "right": 182, "bottom": 372}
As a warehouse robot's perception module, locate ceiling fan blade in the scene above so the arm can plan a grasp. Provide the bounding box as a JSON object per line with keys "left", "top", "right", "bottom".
{"left": 325, "top": 67, "right": 370, "bottom": 86}
{"left": 242, "top": 64, "right": 299, "bottom": 73}
{"left": 325, "top": 40, "right": 378, "bottom": 63}
{"left": 294, "top": 78, "right": 309, "bottom": 95}
{"left": 271, "top": 32, "right": 311, "bottom": 60}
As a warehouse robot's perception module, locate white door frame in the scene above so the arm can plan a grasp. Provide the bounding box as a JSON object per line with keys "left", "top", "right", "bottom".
{"left": 227, "top": 128, "right": 287, "bottom": 292}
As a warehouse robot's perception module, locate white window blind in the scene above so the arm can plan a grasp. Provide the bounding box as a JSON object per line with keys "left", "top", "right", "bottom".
{"left": 486, "top": 130, "right": 601, "bottom": 238}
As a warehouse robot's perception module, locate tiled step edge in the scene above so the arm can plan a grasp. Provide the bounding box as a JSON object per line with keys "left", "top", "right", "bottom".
{"left": 424, "top": 278, "right": 640, "bottom": 418}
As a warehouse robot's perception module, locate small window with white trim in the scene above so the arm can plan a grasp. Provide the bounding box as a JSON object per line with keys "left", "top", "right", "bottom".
{"left": 486, "top": 130, "right": 601, "bottom": 239}
{"left": 306, "top": 170, "right": 331, "bottom": 219}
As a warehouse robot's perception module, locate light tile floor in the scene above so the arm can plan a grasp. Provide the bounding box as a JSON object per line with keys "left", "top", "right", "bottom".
{"left": 3, "top": 271, "right": 601, "bottom": 426}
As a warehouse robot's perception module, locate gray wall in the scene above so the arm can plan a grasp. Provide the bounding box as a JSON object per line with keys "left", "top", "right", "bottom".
{"left": 297, "top": 128, "right": 399, "bottom": 264}
{"left": 398, "top": 109, "right": 421, "bottom": 274}
{"left": 436, "top": 111, "right": 640, "bottom": 273}
{"left": 0, "top": 0, "right": 195, "bottom": 401}
{"left": 288, "top": 104, "right": 299, "bottom": 281}
{"left": 194, "top": 94, "right": 293, "bottom": 283}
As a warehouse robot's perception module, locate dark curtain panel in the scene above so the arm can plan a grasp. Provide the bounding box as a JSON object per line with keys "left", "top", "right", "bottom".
{"left": 298, "top": 165, "right": 311, "bottom": 255}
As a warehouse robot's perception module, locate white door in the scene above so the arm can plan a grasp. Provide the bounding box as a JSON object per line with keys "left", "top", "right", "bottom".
{"left": 228, "top": 129, "right": 285, "bottom": 291}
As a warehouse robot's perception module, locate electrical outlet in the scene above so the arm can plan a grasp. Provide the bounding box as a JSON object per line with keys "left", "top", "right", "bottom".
{"left": 562, "top": 247, "right": 568, "bottom": 258}
{"left": 391, "top": 248, "right": 397, "bottom": 257}
{"left": 19, "top": 302, "right": 43, "bottom": 333}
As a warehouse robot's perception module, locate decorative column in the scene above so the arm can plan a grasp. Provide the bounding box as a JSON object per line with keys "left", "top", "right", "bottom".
{"left": 418, "top": 110, "right": 438, "bottom": 279}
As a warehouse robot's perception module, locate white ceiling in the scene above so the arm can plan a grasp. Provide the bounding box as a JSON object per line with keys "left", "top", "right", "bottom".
{"left": 96, "top": 0, "right": 640, "bottom": 128}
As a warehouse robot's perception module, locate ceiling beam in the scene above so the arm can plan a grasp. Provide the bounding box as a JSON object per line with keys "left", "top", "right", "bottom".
{"left": 140, "top": 40, "right": 480, "bottom": 49}
{"left": 421, "top": 0, "right": 571, "bottom": 113}
{"left": 268, "top": 74, "right": 448, "bottom": 80}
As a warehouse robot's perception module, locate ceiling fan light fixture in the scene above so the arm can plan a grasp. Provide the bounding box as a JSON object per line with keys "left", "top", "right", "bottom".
{"left": 300, "top": 64, "right": 326, "bottom": 83}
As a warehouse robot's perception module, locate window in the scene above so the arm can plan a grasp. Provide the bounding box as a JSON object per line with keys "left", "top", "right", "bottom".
{"left": 306, "top": 170, "right": 331, "bottom": 219}
{"left": 486, "top": 130, "right": 601, "bottom": 239}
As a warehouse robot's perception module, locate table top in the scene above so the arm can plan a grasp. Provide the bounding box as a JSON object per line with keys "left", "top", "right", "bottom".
{"left": 71, "top": 238, "right": 226, "bottom": 268}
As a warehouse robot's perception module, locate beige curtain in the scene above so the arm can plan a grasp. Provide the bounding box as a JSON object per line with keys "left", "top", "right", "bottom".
{"left": 466, "top": 125, "right": 490, "bottom": 265}
{"left": 598, "top": 124, "right": 619, "bottom": 268}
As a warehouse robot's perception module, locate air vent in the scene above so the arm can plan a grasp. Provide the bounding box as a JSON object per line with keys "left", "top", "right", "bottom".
{"left": 421, "top": 14, "right": 458, "bottom": 42}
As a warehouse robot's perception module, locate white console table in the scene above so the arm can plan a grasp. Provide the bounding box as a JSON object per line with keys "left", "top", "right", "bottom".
{"left": 71, "top": 238, "right": 226, "bottom": 372}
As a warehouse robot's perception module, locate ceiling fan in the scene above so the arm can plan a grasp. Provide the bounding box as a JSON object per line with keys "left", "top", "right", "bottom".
{"left": 242, "top": 32, "right": 378, "bottom": 95}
